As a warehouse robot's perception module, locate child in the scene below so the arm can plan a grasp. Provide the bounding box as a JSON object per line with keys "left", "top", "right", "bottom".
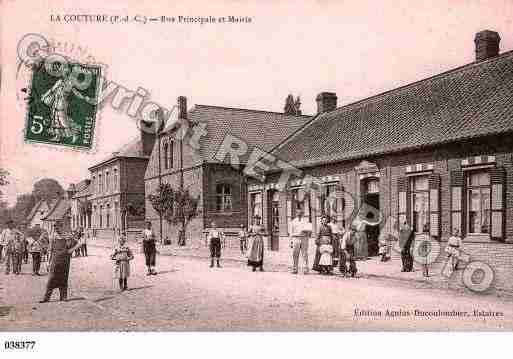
{"left": 446, "top": 229, "right": 463, "bottom": 270}
{"left": 378, "top": 234, "right": 391, "bottom": 262}
{"left": 207, "top": 222, "right": 224, "bottom": 268}
{"left": 111, "top": 234, "right": 134, "bottom": 291}
{"left": 317, "top": 215, "right": 334, "bottom": 275}
{"left": 318, "top": 235, "right": 334, "bottom": 274}
{"left": 239, "top": 224, "right": 248, "bottom": 255}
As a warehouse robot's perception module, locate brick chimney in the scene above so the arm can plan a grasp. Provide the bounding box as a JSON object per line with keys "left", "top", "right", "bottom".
{"left": 316, "top": 92, "right": 337, "bottom": 114}
{"left": 141, "top": 128, "right": 156, "bottom": 156}
{"left": 178, "top": 96, "right": 187, "bottom": 119}
{"left": 475, "top": 30, "right": 500, "bottom": 62}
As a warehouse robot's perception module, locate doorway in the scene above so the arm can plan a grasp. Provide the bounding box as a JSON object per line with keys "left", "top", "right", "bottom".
{"left": 363, "top": 178, "right": 380, "bottom": 257}
{"left": 268, "top": 191, "right": 280, "bottom": 251}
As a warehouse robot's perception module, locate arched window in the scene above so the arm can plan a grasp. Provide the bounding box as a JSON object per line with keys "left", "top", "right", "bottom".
{"left": 169, "top": 141, "right": 174, "bottom": 168}
{"left": 163, "top": 143, "right": 169, "bottom": 169}
{"left": 113, "top": 168, "right": 118, "bottom": 192}
{"left": 106, "top": 204, "right": 111, "bottom": 228}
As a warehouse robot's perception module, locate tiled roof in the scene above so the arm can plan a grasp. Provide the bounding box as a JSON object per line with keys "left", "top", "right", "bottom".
{"left": 74, "top": 183, "right": 91, "bottom": 198}
{"left": 274, "top": 51, "right": 513, "bottom": 168}
{"left": 187, "top": 105, "right": 312, "bottom": 163}
{"left": 89, "top": 137, "right": 148, "bottom": 170}
{"left": 72, "top": 179, "right": 91, "bottom": 198}
{"left": 43, "top": 199, "right": 70, "bottom": 221}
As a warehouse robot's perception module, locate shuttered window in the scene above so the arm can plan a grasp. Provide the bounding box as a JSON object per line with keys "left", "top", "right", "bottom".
{"left": 490, "top": 167, "right": 505, "bottom": 241}
{"left": 278, "top": 190, "right": 288, "bottom": 236}
{"left": 397, "top": 177, "right": 409, "bottom": 226}
{"left": 429, "top": 173, "right": 441, "bottom": 238}
{"left": 410, "top": 175, "right": 430, "bottom": 233}
{"left": 450, "top": 170, "right": 464, "bottom": 236}
{"left": 466, "top": 171, "right": 491, "bottom": 235}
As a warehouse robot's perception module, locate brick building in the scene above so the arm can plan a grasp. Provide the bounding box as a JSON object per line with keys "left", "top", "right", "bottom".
{"left": 249, "top": 30, "right": 513, "bottom": 291}
{"left": 144, "top": 97, "right": 311, "bottom": 245}
{"left": 88, "top": 130, "right": 155, "bottom": 240}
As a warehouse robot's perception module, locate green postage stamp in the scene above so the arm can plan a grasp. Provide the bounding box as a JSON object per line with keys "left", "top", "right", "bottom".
{"left": 24, "top": 61, "right": 102, "bottom": 149}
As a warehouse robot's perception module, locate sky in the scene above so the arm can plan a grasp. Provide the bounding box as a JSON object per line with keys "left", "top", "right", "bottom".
{"left": 1, "top": 0, "right": 513, "bottom": 205}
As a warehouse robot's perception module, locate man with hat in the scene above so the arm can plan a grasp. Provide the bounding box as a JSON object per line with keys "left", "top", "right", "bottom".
{"left": 290, "top": 209, "right": 313, "bottom": 274}
{"left": 1, "top": 220, "right": 24, "bottom": 275}
{"left": 340, "top": 225, "right": 358, "bottom": 277}
{"left": 40, "top": 221, "right": 83, "bottom": 302}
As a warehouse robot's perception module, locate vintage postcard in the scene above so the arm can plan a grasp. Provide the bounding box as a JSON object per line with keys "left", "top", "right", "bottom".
{"left": 2, "top": 0, "right": 513, "bottom": 346}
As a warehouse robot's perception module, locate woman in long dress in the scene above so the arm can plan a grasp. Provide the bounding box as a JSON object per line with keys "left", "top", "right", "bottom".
{"left": 353, "top": 222, "right": 368, "bottom": 260}
{"left": 39, "top": 222, "right": 82, "bottom": 303}
{"left": 316, "top": 215, "right": 334, "bottom": 275}
{"left": 111, "top": 234, "right": 134, "bottom": 291}
{"left": 247, "top": 216, "right": 266, "bottom": 272}
{"left": 41, "top": 70, "right": 81, "bottom": 143}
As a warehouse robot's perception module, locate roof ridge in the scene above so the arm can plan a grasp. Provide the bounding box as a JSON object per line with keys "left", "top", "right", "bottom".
{"left": 329, "top": 49, "right": 513, "bottom": 115}
{"left": 270, "top": 113, "right": 321, "bottom": 154}
{"left": 193, "top": 104, "right": 312, "bottom": 118}
{"left": 274, "top": 50, "right": 513, "bottom": 152}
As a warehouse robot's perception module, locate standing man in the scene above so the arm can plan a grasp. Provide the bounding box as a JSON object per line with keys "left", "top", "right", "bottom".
{"left": 207, "top": 222, "right": 224, "bottom": 268}
{"left": 238, "top": 224, "right": 248, "bottom": 255}
{"left": 399, "top": 221, "right": 415, "bottom": 272}
{"left": 22, "top": 235, "right": 29, "bottom": 264}
{"left": 80, "top": 229, "right": 88, "bottom": 257}
{"left": 28, "top": 232, "right": 43, "bottom": 275}
{"left": 341, "top": 226, "right": 358, "bottom": 277}
{"left": 0, "top": 224, "right": 6, "bottom": 263}
{"left": 142, "top": 221, "right": 157, "bottom": 275}
{"left": 2, "top": 220, "right": 23, "bottom": 275}
{"left": 290, "top": 209, "right": 312, "bottom": 275}
{"left": 12, "top": 231, "right": 25, "bottom": 275}
{"left": 40, "top": 221, "right": 83, "bottom": 303}
{"left": 328, "top": 216, "right": 342, "bottom": 269}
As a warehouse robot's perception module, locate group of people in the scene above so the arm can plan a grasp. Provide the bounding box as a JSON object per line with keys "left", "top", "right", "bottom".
{"left": 1, "top": 213, "right": 467, "bottom": 303}
{"left": 0, "top": 221, "right": 52, "bottom": 276}
{"left": 205, "top": 210, "right": 362, "bottom": 277}
{"left": 205, "top": 211, "right": 467, "bottom": 279}
{"left": 207, "top": 219, "right": 265, "bottom": 272}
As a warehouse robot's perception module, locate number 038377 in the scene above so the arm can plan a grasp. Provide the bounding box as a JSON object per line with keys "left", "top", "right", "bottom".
{"left": 4, "top": 341, "right": 36, "bottom": 350}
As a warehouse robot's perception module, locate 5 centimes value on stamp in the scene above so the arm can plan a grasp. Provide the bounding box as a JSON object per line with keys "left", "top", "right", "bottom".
{"left": 24, "top": 60, "right": 102, "bottom": 150}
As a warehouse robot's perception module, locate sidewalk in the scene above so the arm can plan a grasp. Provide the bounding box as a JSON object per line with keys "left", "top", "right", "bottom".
{"left": 88, "top": 236, "right": 513, "bottom": 299}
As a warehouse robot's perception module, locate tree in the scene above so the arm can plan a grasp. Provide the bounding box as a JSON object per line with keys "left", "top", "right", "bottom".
{"left": 32, "top": 178, "right": 64, "bottom": 202}
{"left": 0, "top": 200, "right": 10, "bottom": 227}
{"left": 148, "top": 183, "right": 200, "bottom": 246}
{"left": 284, "top": 94, "right": 302, "bottom": 115}
{"left": 0, "top": 168, "right": 8, "bottom": 196}
{"left": 284, "top": 94, "right": 295, "bottom": 115}
{"left": 10, "top": 193, "right": 36, "bottom": 226}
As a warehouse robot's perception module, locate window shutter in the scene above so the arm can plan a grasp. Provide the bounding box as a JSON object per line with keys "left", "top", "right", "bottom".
{"left": 278, "top": 190, "right": 288, "bottom": 236}
{"left": 490, "top": 167, "right": 505, "bottom": 241}
{"left": 336, "top": 184, "right": 345, "bottom": 228}
{"left": 397, "top": 177, "right": 409, "bottom": 225}
{"left": 286, "top": 192, "right": 292, "bottom": 235}
{"left": 429, "top": 173, "right": 441, "bottom": 238}
{"left": 450, "top": 169, "right": 464, "bottom": 236}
